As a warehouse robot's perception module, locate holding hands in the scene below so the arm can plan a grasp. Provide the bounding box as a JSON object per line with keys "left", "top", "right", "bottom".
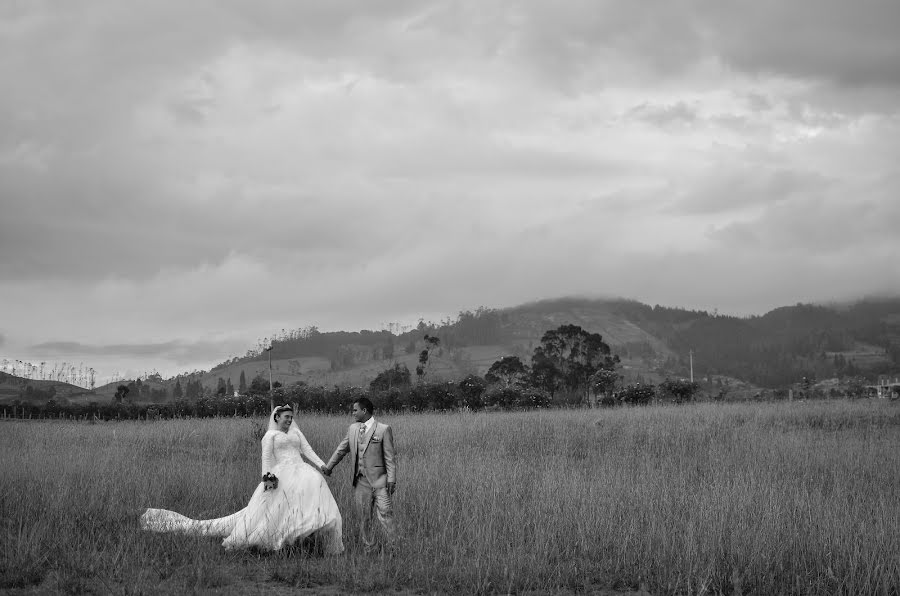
{"left": 319, "top": 464, "right": 331, "bottom": 476}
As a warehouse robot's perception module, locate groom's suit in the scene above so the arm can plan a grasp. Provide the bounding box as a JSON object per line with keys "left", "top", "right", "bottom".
{"left": 326, "top": 419, "right": 396, "bottom": 550}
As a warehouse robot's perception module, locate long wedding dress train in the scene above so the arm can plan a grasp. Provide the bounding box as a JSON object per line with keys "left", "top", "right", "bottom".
{"left": 141, "top": 422, "right": 343, "bottom": 553}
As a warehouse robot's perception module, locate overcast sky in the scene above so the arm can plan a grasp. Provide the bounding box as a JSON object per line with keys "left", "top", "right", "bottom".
{"left": 2, "top": 1, "right": 899, "bottom": 383}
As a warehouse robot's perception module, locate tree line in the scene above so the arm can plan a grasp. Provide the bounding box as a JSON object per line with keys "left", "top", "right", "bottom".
{"left": 4, "top": 325, "right": 707, "bottom": 420}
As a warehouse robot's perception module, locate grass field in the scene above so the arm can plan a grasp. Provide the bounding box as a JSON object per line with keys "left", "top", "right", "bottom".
{"left": 1, "top": 400, "right": 898, "bottom": 595}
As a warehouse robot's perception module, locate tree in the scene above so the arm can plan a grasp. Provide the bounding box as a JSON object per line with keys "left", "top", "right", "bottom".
{"left": 226, "top": 377, "right": 235, "bottom": 396}
{"left": 370, "top": 363, "right": 412, "bottom": 391}
{"left": 529, "top": 351, "right": 560, "bottom": 395}
{"left": 115, "top": 384, "right": 129, "bottom": 403}
{"left": 658, "top": 378, "right": 700, "bottom": 403}
{"left": 173, "top": 379, "right": 183, "bottom": 399}
{"left": 589, "top": 368, "right": 621, "bottom": 406}
{"left": 531, "top": 324, "right": 619, "bottom": 399}
{"left": 185, "top": 379, "right": 205, "bottom": 400}
{"left": 416, "top": 334, "right": 441, "bottom": 381}
{"left": 458, "top": 374, "right": 487, "bottom": 409}
{"left": 618, "top": 383, "right": 655, "bottom": 405}
{"left": 249, "top": 374, "right": 281, "bottom": 395}
{"left": 239, "top": 370, "right": 247, "bottom": 394}
{"left": 485, "top": 356, "right": 529, "bottom": 388}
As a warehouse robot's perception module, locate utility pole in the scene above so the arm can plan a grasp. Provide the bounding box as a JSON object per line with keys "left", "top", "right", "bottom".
{"left": 266, "top": 345, "right": 274, "bottom": 410}
{"left": 689, "top": 350, "right": 694, "bottom": 383}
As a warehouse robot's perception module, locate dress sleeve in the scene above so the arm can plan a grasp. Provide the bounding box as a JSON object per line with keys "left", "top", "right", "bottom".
{"left": 261, "top": 431, "right": 276, "bottom": 475}
{"left": 294, "top": 428, "right": 325, "bottom": 468}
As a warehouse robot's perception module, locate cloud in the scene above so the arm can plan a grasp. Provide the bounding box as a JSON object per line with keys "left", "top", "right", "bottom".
{"left": 2, "top": 1, "right": 899, "bottom": 380}
{"left": 28, "top": 339, "right": 243, "bottom": 366}
{"left": 671, "top": 166, "right": 833, "bottom": 216}
{"left": 703, "top": 0, "right": 900, "bottom": 89}
{"left": 708, "top": 183, "right": 900, "bottom": 255}
{"left": 499, "top": 1, "right": 900, "bottom": 118}
{"left": 628, "top": 102, "right": 699, "bottom": 127}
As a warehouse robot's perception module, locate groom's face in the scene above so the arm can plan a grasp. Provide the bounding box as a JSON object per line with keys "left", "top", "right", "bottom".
{"left": 351, "top": 402, "right": 370, "bottom": 423}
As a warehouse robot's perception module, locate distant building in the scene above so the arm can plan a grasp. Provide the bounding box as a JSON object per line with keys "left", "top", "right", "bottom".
{"left": 875, "top": 375, "right": 900, "bottom": 399}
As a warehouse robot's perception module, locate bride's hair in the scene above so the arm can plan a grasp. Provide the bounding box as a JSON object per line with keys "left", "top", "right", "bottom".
{"left": 273, "top": 404, "right": 293, "bottom": 420}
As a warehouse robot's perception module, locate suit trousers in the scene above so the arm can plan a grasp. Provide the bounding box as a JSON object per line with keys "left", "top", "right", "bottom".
{"left": 353, "top": 473, "right": 395, "bottom": 550}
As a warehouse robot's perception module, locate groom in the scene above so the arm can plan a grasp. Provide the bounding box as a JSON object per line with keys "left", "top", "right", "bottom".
{"left": 322, "top": 397, "right": 396, "bottom": 552}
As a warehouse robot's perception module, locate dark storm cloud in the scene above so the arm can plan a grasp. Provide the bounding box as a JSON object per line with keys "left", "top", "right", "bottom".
{"left": 7, "top": 2, "right": 897, "bottom": 143}
{"left": 703, "top": 0, "right": 900, "bottom": 88}
{"left": 505, "top": 1, "right": 900, "bottom": 100}
{"left": 0, "top": 161, "right": 400, "bottom": 281}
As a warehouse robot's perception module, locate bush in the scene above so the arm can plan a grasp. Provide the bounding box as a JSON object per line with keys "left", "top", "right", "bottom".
{"left": 4, "top": 375, "right": 762, "bottom": 420}
{"left": 617, "top": 383, "right": 656, "bottom": 405}
{"left": 520, "top": 387, "right": 552, "bottom": 409}
{"left": 598, "top": 394, "right": 620, "bottom": 407}
{"left": 658, "top": 378, "right": 700, "bottom": 403}
{"left": 458, "top": 375, "right": 487, "bottom": 410}
{"left": 484, "top": 387, "right": 520, "bottom": 408}
{"left": 424, "top": 383, "right": 457, "bottom": 410}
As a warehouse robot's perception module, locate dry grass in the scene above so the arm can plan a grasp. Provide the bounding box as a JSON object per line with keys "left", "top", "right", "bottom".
{"left": 1, "top": 400, "right": 899, "bottom": 595}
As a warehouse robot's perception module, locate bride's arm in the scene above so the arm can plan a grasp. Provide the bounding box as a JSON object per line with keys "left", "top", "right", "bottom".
{"left": 261, "top": 431, "right": 276, "bottom": 475}
{"left": 293, "top": 429, "right": 326, "bottom": 468}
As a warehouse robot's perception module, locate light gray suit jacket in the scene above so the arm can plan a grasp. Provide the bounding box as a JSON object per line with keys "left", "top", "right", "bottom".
{"left": 326, "top": 420, "right": 396, "bottom": 488}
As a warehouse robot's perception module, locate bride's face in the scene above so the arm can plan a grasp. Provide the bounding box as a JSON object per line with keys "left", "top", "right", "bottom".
{"left": 276, "top": 412, "right": 293, "bottom": 432}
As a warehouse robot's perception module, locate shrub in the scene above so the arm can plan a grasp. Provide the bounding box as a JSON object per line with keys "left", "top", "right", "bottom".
{"left": 457, "top": 374, "right": 487, "bottom": 410}
{"left": 617, "top": 383, "right": 656, "bottom": 405}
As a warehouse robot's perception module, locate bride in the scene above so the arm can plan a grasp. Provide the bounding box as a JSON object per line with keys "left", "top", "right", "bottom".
{"left": 140, "top": 404, "right": 344, "bottom": 554}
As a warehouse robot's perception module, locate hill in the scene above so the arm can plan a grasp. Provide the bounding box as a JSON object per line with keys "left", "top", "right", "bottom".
{"left": 191, "top": 296, "right": 900, "bottom": 395}
{"left": 7, "top": 296, "right": 899, "bottom": 406}
{"left": 0, "top": 371, "right": 100, "bottom": 406}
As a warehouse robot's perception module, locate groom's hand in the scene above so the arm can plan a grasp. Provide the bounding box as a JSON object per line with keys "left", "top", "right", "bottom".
{"left": 387, "top": 481, "right": 396, "bottom": 495}
{"left": 320, "top": 465, "right": 331, "bottom": 476}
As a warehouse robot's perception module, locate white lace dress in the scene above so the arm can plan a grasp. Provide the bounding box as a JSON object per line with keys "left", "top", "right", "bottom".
{"left": 141, "top": 428, "right": 344, "bottom": 553}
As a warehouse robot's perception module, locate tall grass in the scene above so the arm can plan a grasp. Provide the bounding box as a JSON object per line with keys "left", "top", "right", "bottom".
{"left": 1, "top": 400, "right": 898, "bottom": 594}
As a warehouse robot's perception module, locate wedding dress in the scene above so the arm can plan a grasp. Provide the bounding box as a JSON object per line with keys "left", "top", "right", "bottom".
{"left": 140, "top": 412, "right": 343, "bottom": 553}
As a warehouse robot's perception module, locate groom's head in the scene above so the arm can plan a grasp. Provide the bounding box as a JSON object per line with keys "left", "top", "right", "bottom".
{"left": 351, "top": 398, "right": 374, "bottom": 423}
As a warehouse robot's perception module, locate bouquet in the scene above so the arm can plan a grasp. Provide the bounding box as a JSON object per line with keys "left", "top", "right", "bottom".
{"left": 262, "top": 472, "right": 278, "bottom": 491}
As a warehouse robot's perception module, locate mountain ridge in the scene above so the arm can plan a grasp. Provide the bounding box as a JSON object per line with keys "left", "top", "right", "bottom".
{"left": 4, "top": 295, "right": 899, "bottom": 404}
{"left": 136, "top": 294, "right": 900, "bottom": 395}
